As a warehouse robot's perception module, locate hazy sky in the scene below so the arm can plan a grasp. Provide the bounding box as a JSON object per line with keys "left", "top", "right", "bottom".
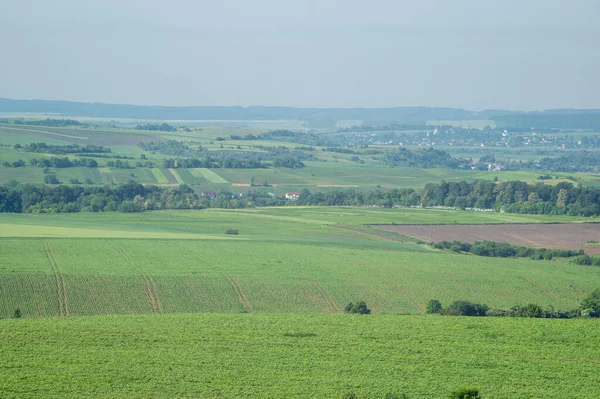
{"left": 1, "top": 0, "right": 599, "bottom": 110}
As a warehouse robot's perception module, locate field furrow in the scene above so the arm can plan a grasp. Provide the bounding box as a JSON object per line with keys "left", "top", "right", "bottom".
{"left": 42, "top": 240, "right": 69, "bottom": 317}
{"left": 109, "top": 240, "right": 161, "bottom": 313}
{"left": 314, "top": 282, "right": 340, "bottom": 313}
{"left": 225, "top": 275, "right": 253, "bottom": 312}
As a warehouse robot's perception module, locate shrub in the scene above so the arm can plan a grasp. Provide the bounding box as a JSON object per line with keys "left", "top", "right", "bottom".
{"left": 444, "top": 301, "right": 488, "bottom": 316}
{"left": 13, "top": 308, "right": 22, "bottom": 318}
{"left": 225, "top": 228, "right": 239, "bottom": 235}
{"left": 426, "top": 299, "right": 442, "bottom": 314}
{"left": 342, "top": 393, "right": 359, "bottom": 399}
{"left": 580, "top": 288, "right": 600, "bottom": 317}
{"left": 449, "top": 387, "right": 481, "bottom": 399}
{"left": 517, "top": 303, "right": 544, "bottom": 318}
{"left": 43, "top": 174, "right": 60, "bottom": 184}
{"left": 344, "top": 301, "right": 371, "bottom": 314}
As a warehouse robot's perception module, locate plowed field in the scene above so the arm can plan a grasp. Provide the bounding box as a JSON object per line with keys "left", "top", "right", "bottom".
{"left": 375, "top": 223, "right": 600, "bottom": 253}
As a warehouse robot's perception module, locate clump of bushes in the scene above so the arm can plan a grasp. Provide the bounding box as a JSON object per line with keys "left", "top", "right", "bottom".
{"left": 440, "top": 301, "right": 488, "bottom": 316}
{"left": 225, "top": 228, "right": 239, "bottom": 235}
{"left": 426, "top": 299, "right": 442, "bottom": 314}
{"left": 449, "top": 387, "right": 481, "bottom": 399}
{"left": 571, "top": 254, "right": 600, "bottom": 266}
{"left": 432, "top": 240, "right": 583, "bottom": 260}
{"left": 428, "top": 288, "right": 600, "bottom": 319}
{"left": 344, "top": 301, "right": 371, "bottom": 314}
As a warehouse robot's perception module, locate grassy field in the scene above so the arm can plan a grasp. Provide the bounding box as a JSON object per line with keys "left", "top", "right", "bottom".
{"left": 1, "top": 208, "right": 600, "bottom": 319}
{"left": 1, "top": 314, "right": 599, "bottom": 398}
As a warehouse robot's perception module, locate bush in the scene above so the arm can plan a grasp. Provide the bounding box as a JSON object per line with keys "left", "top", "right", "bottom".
{"left": 580, "top": 288, "right": 600, "bottom": 317}
{"left": 13, "top": 308, "right": 22, "bottom": 318}
{"left": 449, "top": 387, "right": 481, "bottom": 399}
{"left": 225, "top": 228, "right": 239, "bottom": 235}
{"left": 444, "top": 301, "right": 488, "bottom": 316}
{"left": 426, "top": 299, "right": 442, "bottom": 314}
{"left": 341, "top": 393, "right": 358, "bottom": 399}
{"left": 344, "top": 301, "right": 371, "bottom": 314}
{"left": 117, "top": 201, "right": 138, "bottom": 213}
{"left": 43, "top": 174, "right": 60, "bottom": 184}
{"left": 516, "top": 303, "right": 544, "bottom": 318}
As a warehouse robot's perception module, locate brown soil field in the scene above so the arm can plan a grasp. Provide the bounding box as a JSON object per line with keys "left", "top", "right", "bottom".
{"left": 374, "top": 223, "right": 600, "bottom": 254}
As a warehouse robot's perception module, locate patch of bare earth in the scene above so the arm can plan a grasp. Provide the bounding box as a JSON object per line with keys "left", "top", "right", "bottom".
{"left": 373, "top": 223, "right": 600, "bottom": 254}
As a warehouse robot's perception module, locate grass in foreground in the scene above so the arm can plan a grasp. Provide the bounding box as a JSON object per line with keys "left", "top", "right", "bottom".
{"left": 0, "top": 313, "right": 599, "bottom": 399}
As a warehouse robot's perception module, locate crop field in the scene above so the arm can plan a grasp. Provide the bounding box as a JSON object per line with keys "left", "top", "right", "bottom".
{"left": 1, "top": 208, "right": 600, "bottom": 319}
{"left": 375, "top": 223, "right": 600, "bottom": 254}
{"left": 1, "top": 314, "right": 599, "bottom": 398}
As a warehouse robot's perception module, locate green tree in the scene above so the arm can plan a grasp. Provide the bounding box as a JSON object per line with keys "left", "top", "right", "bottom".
{"left": 344, "top": 301, "right": 371, "bottom": 314}
{"left": 426, "top": 299, "right": 442, "bottom": 314}
{"left": 581, "top": 288, "right": 600, "bottom": 316}
{"left": 13, "top": 308, "right": 22, "bottom": 318}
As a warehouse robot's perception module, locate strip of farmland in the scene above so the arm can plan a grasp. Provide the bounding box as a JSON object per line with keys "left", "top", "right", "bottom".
{"left": 374, "top": 223, "right": 600, "bottom": 254}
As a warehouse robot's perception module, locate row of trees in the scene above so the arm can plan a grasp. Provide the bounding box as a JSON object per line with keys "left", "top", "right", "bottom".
{"left": 432, "top": 240, "right": 583, "bottom": 260}
{"left": 2, "top": 179, "right": 600, "bottom": 217}
{"left": 15, "top": 142, "right": 110, "bottom": 154}
{"left": 295, "top": 180, "right": 600, "bottom": 217}
{"left": 0, "top": 183, "right": 290, "bottom": 213}
{"left": 4, "top": 157, "right": 99, "bottom": 168}
{"left": 0, "top": 182, "right": 205, "bottom": 213}
{"left": 135, "top": 123, "right": 177, "bottom": 132}
{"left": 12, "top": 118, "right": 85, "bottom": 127}
{"left": 426, "top": 289, "right": 600, "bottom": 318}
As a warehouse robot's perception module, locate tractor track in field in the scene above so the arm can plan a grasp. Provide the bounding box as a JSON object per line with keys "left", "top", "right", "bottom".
{"left": 523, "top": 276, "right": 559, "bottom": 301}
{"left": 178, "top": 242, "right": 254, "bottom": 312}
{"left": 109, "top": 240, "right": 163, "bottom": 314}
{"left": 365, "top": 266, "right": 423, "bottom": 313}
{"left": 42, "top": 240, "right": 69, "bottom": 317}
{"left": 331, "top": 225, "right": 409, "bottom": 242}
{"left": 313, "top": 283, "right": 340, "bottom": 313}
{"left": 224, "top": 275, "right": 253, "bottom": 312}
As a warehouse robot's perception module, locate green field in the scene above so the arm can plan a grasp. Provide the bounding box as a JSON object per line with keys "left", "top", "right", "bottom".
{"left": 1, "top": 314, "right": 599, "bottom": 398}
{"left": 2, "top": 208, "right": 600, "bottom": 319}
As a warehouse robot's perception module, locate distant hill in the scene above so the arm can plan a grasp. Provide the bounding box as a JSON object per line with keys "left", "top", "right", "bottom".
{"left": 0, "top": 98, "right": 493, "bottom": 124}
{"left": 1, "top": 98, "right": 599, "bottom": 129}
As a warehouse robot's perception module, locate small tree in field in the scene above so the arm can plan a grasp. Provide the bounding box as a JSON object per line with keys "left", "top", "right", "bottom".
{"left": 344, "top": 301, "right": 371, "bottom": 314}
{"left": 426, "top": 299, "right": 442, "bottom": 314}
{"left": 581, "top": 288, "right": 600, "bottom": 316}
{"left": 449, "top": 387, "right": 481, "bottom": 399}
{"left": 13, "top": 308, "right": 22, "bottom": 318}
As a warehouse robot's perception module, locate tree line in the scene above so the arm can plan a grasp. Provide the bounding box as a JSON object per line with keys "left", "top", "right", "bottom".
{"left": 135, "top": 123, "right": 177, "bottom": 132}
{"left": 426, "top": 288, "right": 600, "bottom": 319}
{"left": 0, "top": 182, "right": 205, "bottom": 213}
{"left": 9, "top": 118, "right": 85, "bottom": 127}
{"left": 2, "top": 179, "right": 600, "bottom": 217}
{"left": 432, "top": 240, "right": 583, "bottom": 260}
{"left": 295, "top": 179, "right": 600, "bottom": 217}
{"left": 15, "top": 142, "right": 111, "bottom": 154}
{"left": 4, "top": 157, "right": 99, "bottom": 168}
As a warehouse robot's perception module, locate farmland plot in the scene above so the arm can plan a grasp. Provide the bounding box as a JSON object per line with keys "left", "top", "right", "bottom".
{"left": 375, "top": 223, "right": 600, "bottom": 253}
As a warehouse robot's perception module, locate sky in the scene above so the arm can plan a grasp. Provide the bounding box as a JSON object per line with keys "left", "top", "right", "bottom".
{"left": 1, "top": 0, "right": 599, "bottom": 110}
